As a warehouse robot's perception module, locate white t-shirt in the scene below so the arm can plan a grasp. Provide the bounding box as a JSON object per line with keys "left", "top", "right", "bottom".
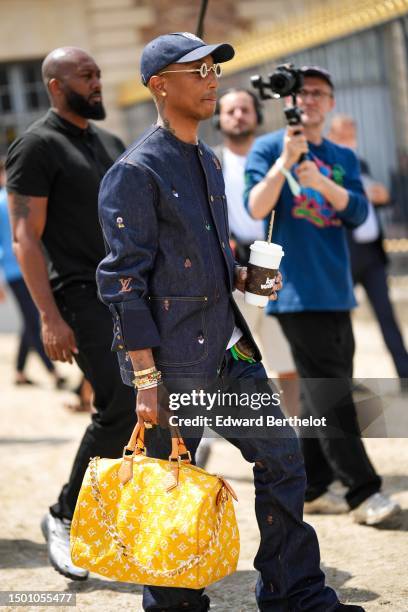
{"left": 222, "top": 148, "right": 265, "bottom": 244}
{"left": 352, "top": 175, "right": 380, "bottom": 243}
{"left": 226, "top": 325, "right": 243, "bottom": 350}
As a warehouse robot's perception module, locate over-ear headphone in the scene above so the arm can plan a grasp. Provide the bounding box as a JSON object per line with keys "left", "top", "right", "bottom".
{"left": 213, "top": 88, "right": 264, "bottom": 130}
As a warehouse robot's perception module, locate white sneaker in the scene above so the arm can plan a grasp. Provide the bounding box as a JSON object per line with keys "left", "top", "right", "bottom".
{"left": 351, "top": 492, "right": 401, "bottom": 526}
{"left": 304, "top": 491, "right": 349, "bottom": 514}
{"left": 41, "top": 513, "right": 89, "bottom": 580}
{"left": 195, "top": 439, "right": 212, "bottom": 469}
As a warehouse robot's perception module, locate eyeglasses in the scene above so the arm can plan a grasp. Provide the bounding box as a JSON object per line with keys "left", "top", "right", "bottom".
{"left": 159, "top": 63, "right": 223, "bottom": 79}
{"left": 297, "top": 88, "right": 333, "bottom": 101}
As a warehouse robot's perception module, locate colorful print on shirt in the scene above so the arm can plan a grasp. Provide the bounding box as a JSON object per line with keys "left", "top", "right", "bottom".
{"left": 292, "top": 155, "right": 346, "bottom": 228}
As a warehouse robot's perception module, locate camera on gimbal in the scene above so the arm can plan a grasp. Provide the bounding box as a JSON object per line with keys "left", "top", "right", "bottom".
{"left": 251, "top": 63, "right": 304, "bottom": 127}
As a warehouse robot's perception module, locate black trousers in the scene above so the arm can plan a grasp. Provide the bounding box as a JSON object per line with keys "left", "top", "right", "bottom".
{"left": 350, "top": 241, "right": 408, "bottom": 377}
{"left": 275, "top": 311, "right": 381, "bottom": 509}
{"left": 50, "top": 282, "right": 135, "bottom": 520}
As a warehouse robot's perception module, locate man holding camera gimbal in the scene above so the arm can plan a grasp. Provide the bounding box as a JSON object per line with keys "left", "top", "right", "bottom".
{"left": 246, "top": 66, "right": 400, "bottom": 526}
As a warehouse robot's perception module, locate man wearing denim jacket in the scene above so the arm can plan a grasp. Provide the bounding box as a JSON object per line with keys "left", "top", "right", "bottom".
{"left": 97, "top": 33, "right": 363, "bottom": 612}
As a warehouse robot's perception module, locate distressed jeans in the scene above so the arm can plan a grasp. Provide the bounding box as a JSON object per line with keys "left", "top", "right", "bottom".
{"left": 142, "top": 352, "right": 339, "bottom": 612}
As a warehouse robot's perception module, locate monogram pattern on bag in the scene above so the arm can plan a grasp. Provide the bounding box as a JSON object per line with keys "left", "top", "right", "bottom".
{"left": 70, "top": 456, "right": 240, "bottom": 588}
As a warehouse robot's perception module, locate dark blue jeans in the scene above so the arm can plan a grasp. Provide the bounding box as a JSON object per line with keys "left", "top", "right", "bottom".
{"left": 142, "top": 352, "right": 339, "bottom": 612}
{"left": 350, "top": 240, "right": 408, "bottom": 377}
{"left": 8, "top": 277, "right": 54, "bottom": 373}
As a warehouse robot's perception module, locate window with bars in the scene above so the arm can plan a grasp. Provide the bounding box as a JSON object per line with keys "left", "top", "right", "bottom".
{"left": 0, "top": 66, "right": 12, "bottom": 113}
{"left": 0, "top": 59, "right": 49, "bottom": 155}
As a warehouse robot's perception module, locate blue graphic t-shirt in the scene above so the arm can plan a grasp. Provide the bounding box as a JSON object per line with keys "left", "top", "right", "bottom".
{"left": 244, "top": 129, "right": 368, "bottom": 313}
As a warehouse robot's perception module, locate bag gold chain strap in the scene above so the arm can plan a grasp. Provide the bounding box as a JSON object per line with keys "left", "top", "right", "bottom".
{"left": 89, "top": 457, "right": 228, "bottom": 578}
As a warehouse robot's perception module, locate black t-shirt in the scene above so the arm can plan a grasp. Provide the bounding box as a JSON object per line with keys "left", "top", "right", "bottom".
{"left": 6, "top": 110, "right": 125, "bottom": 292}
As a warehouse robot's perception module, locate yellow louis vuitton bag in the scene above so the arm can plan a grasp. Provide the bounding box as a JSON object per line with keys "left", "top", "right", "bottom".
{"left": 70, "top": 423, "right": 239, "bottom": 588}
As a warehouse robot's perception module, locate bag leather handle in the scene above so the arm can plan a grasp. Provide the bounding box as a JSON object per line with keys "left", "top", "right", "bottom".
{"left": 124, "top": 422, "right": 146, "bottom": 457}
{"left": 123, "top": 422, "right": 190, "bottom": 459}
{"left": 118, "top": 422, "right": 191, "bottom": 488}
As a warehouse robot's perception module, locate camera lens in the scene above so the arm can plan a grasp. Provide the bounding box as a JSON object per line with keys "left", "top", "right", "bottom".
{"left": 270, "top": 69, "right": 297, "bottom": 97}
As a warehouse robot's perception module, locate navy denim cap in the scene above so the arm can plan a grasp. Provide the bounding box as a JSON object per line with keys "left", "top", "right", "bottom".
{"left": 140, "top": 32, "right": 235, "bottom": 86}
{"left": 300, "top": 66, "right": 334, "bottom": 90}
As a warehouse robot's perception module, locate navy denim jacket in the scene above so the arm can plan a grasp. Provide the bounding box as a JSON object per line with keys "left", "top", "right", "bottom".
{"left": 96, "top": 126, "right": 261, "bottom": 385}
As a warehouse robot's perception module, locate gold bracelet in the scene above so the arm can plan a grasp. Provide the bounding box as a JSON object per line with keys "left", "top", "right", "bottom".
{"left": 132, "top": 370, "right": 162, "bottom": 389}
{"left": 136, "top": 371, "right": 162, "bottom": 385}
{"left": 137, "top": 380, "right": 163, "bottom": 391}
{"left": 133, "top": 366, "right": 157, "bottom": 377}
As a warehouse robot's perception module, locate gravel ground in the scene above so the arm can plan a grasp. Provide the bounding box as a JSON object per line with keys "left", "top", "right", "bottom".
{"left": 0, "top": 288, "right": 407, "bottom": 612}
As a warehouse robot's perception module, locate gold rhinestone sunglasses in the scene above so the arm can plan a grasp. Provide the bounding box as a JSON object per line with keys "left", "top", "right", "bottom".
{"left": 159, "top": 62, "right": 223, "bottom": 79}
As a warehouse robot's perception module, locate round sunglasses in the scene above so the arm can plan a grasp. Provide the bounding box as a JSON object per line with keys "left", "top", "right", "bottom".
{"left": 159, "top": 62, "right": 223, "bottom": 79}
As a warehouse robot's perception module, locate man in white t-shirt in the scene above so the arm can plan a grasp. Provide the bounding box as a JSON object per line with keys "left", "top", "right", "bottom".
{"left": 213, "top": 89, "right": 265, "bottom": 258}
{"left": 214, "top": 89, "right": 297, "bottom": 381}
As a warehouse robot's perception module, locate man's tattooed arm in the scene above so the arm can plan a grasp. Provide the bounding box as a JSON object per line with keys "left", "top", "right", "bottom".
{"left": 6, "top": 190, "right": 75, "bottom": 362}
{"left": 9, "top": 192, "right": 30, "bottom": 219}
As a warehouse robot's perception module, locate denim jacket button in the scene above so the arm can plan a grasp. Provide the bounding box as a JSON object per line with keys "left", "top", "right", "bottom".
{"left": 210, "top": 195, "right": 214, "bottom": 202}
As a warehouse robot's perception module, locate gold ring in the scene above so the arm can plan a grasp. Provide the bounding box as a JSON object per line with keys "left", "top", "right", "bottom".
{"left": 144, "top": 422, "right": 153, "bottom": 429}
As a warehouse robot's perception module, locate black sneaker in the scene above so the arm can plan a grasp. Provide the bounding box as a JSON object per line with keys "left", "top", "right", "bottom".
{"left": 168, "top": 595, "right": 211, "bottom": 611}
{"left": 335, "top": 604, "right": 366, "bottom": 611}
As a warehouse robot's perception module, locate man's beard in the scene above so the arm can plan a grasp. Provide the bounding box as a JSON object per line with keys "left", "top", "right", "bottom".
{"left": 222, "top": 127, "right": 255, "bottom": 142}
{"left": 65, "top": 88, "right": 106, "bottom": 120}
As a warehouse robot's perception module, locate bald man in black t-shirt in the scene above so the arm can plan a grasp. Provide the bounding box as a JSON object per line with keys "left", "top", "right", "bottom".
{"left": 6, "top": 47, "right": 135, "bottom": 582}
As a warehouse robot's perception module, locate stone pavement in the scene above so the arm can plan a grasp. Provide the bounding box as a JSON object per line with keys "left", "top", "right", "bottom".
{"left": 0, "top": 285, "right": 407, "bottom": 611}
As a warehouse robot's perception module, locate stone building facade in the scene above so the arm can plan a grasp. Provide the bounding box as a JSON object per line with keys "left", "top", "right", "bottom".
{"left": 0, "top": 0, "right": 304, "bottom": 150}
{"left": 1, "top": 0, "right": 408, "bottom": 235}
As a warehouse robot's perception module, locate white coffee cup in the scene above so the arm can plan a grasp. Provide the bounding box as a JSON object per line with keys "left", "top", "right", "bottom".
{"left": 244, "top": 240, "right": 284, "bottom": 307}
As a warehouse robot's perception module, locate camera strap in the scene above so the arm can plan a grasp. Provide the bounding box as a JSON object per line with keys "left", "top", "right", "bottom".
{"left": 275, "top": 157, "right": 301, "bottom": 197}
